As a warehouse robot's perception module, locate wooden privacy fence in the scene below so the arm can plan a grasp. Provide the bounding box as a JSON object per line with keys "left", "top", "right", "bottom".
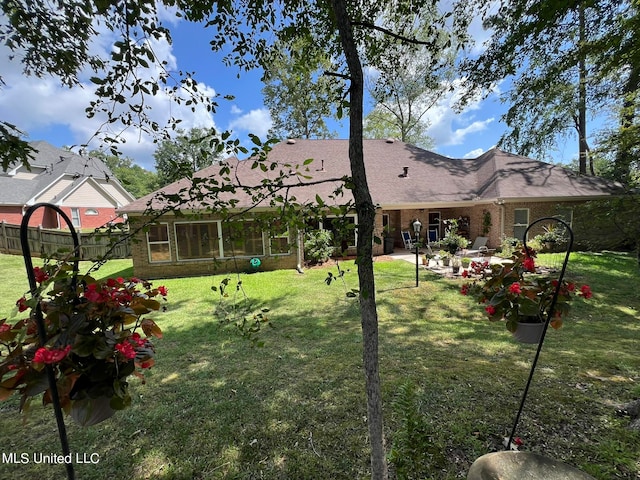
{"left": 0, "top": 221, "right": 131, "bottom": 259}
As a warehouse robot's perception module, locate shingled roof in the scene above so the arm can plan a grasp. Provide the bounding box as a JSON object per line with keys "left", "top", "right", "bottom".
{"left": 120, "top": 139, "right": 623, "bottom": 213}
{"left": 0, "top": 141, "right": 135, "bottom": 207}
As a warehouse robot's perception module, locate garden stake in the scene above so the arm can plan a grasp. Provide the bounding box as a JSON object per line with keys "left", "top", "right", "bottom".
{"left": 20, "top": 202, "right": 80, "bottom": 480}
{"left": 506, "top": 217, "right": 574, "bottom": 451}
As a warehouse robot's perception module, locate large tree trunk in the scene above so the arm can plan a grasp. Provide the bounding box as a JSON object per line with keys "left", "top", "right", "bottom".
{"left": 577, "top": 4, "right": 590, "bottom": 176}
{"left": 329, "top": 1, "right": 388, "bottom": 479}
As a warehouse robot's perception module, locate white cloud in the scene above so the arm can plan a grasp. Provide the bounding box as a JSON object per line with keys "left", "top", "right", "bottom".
{"left": 0, "top": 28, "right": 218, "bottom": 170}
{"left": 228, "top": 108, "right": 272, "bottom": 139}
{"left": 463, "top": 148, "right": 485, "bottom": 159}
{"left": 230, "top": 105, "right": 243, "bottom": 115}
{"left": 422, "top": 79, "right": 497, "bottom": 150}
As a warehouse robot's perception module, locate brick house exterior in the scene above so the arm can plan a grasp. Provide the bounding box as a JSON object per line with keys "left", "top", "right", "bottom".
{"left": 0, "top": 141, "right": 136, "bottom": 230}
{"left": 120, "top": 139, "right": 623, "bottom": 279}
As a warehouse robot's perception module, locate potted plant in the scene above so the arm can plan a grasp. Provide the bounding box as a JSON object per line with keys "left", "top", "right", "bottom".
{"left": 536, "top": 224, "right": 566, "bottom": 252}
{"left": 437, "top": 219, "right": 469, "bottom": 255}
{"left": 460, "top": 246, "right": 592, "bottom": 343}
{"left": 451, "top": 256, "right": 462, "bottom": 274}
{"left": 382, "top": 225, "right": 395, "bottom": 255}
{"left": 440, "top": 250, "right": 452, "bottom": 266}
{"left": 0, "top": 260, "right": 166, "bottom": 425}
{"left": 461, "top": 257, "right": 471, "bottom": 269}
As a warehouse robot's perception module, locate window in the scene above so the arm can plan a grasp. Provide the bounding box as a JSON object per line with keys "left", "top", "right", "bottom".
{"left": 513, "top": 208, "right": 529, "bottom": 242}
{"left": 428, "top": 211, "right": 441, "bottom": 240}
{"left": 222, "top": 221, "right": 264, "bottom": 257}
{"left": 175, "top": 222, "right": 221, "bottom": 260}
{"left": 268, "top": 221, "right": 290, "bottom": 255}
{"left": 85, "top": 208, "right": 98, "bottom": 216}
{"left": 70, "top": 208, "right": 81, "bottom": 228}
{"left": 323, "top": 215, "right": 357, "bottom": 250}
{"left": 555, "top": 207, "right": 573, "bottom": 228}
{"left": 147, "top": 224, "right": 171, "bottom": 263}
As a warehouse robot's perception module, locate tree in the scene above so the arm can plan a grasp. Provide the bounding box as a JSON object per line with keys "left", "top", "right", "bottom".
{"left": 363, "top": 6, "right": 459, "bottom": 149}
{"left": 153, "top": 128, "right": 223, "bottom": 186}
{"left": 262, "top": 36, "right": 342, "bottom": 139}
{"left": 462, "top": 0, "right": 638, "bottom": 180}
{"left": 0, "top": 3, "right": 472, "bottom": 479}
{"left": 91, "top": 151, "right": 159, "bottom": 198}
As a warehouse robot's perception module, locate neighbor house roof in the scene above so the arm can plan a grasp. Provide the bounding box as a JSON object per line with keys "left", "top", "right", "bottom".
{"left": 120, "top": 139, "right": 623, "bottom": 214}
{"left": 0, "top": 141, "right": 135, "bottom": 207}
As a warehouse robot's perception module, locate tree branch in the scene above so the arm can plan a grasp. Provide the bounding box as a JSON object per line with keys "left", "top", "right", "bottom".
{"left": 351, "top": 21, "right": 433, "bottom": 45}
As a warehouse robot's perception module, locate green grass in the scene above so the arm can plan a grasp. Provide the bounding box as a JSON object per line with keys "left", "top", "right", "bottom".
{"left": 0, "top": 252, "right": 638, "bottom": 479}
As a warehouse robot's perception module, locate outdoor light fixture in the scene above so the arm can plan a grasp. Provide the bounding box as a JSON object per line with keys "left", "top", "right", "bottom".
{"left": 413, "top": 219, "right": 422, "bottom": 287}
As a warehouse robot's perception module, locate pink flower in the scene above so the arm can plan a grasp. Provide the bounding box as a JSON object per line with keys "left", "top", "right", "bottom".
{"left": 0, "top": 323, "right": 11, "bottom": 333}
{"left": 580, "top": 285, "right": 592, "bottom": 299}
{"left": 157, "top": 285, "right": 168, "bottom": 297}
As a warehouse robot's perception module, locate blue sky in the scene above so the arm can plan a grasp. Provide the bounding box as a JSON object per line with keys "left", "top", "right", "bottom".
{"left": 0, "top": 10, "right": 579, "bottom": 172}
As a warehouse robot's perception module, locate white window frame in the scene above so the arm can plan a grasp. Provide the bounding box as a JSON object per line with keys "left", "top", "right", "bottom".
{"left": 70, "top": 208, "right": 81, "bottom": 228}
{"left": 221, "top": 219, "right": 265, "bottom": 258}
{"left": 85, "top": 208, "right": 98, "bottom": 216}
{"left": 513, "top": 208, "right": 530, "bottom": 242}
{"left": 321, "top": 214, "right": 358, "bottom": 248}
{"left": 554, "top": 207, "right": 573, "bottom": 228}
{"left": 174, "top": 220, "right": 223, "bottom": 262}
{"left": 269, "top": 229, "right": 291, "bottom": 256}
{"left": 147, "top": 223, "right": 171, "bottom": 263}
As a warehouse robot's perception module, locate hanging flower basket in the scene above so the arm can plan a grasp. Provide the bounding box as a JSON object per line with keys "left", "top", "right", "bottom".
{"left": 512, "top": 318, "right": 546, "bottom": 344}
{"left": 460, "top": 245, "right": 592, "bottom": 338}
{"left": 0, "top": 261, "right": 167, "bottom": 425}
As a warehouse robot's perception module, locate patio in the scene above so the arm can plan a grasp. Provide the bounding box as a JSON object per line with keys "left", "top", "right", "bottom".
{"left": 387, "top": 248, "right": 505, "bottom": 278}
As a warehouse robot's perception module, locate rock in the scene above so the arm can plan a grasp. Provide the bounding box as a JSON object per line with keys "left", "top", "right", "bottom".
{"left": 467, "top": 451, "right": 596, "bottom": 480}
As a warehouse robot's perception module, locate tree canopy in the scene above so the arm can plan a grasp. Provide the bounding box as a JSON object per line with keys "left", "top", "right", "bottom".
{"left": 462, "top": 0, "right": 640, "bottom": 184}
{"left": 262, "top": 36, "right": 342, "bottom": 140}
{"left": 153, "top": 128, "right": 223, "bottom": 186}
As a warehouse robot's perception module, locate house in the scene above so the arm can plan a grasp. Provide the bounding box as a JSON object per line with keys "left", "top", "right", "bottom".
{"left": 0, "top": 141, "right": 135, "bottom": 229}
{"left": 119, "top": 139, "right": 623, "bottom": 279}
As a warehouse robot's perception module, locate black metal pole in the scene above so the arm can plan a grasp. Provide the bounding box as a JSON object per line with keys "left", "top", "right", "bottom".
{"left": 415, "top": 233, "right": 419, "bottom": 287}
{"left": 506, "top": 217, "right": 573, "bottom": 450}
{"left": 21, "top": 203, "right": 79, "bottom": 480}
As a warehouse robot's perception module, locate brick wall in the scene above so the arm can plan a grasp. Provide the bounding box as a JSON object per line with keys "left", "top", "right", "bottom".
{"left": 129, "top": 215, "right": 300, "bottom": 279}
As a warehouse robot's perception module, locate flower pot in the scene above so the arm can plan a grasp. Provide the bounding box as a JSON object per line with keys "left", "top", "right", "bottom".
{"left": 70, "top": 396, "right": 116, "bottom": 426}
{"left": 513, "top": 321, "right": 546, "bottom": 344}
{"left": 384, "top": 237, "right": 395, "bottom": 254}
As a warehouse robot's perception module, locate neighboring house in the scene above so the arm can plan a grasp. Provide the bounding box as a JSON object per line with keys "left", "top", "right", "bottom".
{"left": 119, "top": 139, "right": 623, "bottom": 279}
{"left": 0, "top": 141, "right": 135, "bottom": 229}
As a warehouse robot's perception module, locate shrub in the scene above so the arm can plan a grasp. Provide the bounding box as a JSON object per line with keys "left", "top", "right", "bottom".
{"left": 304, "top": 230, "right": 334, "bottom": 264}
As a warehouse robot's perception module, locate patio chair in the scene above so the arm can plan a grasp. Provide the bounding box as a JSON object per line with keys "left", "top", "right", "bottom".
{"left": 464, "top": 236, "right": 495, "bottom": 258}
{"left": 401, "top": 231, "right": 414, "bottom": 250}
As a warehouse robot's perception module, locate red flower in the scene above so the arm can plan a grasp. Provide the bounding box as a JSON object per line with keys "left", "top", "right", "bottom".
{"left": 580, "top": 285, "right": 592, "bottom": 299}
{"left": 157, "top": 285, "right": 168, "bottom": 297}
{"left": 523, "top": 256, "right": 535, "bottom": 272}
{"left": 0, "top": 323, "right": 11, "bottom": 333}
{"left": 115, "top": 341, "right": 137, "bottom": 360}
{"left": 485, "top": 305, "right": 496, "bottom": 316}
{"left": 33, "top": 266, "right": 49, "bottom": 284}
{"left": 509, "top": 282, "right": 522, "bottom": 295}
{"left": 462, "top": 270, "right": 469, "bottom": 278}
{"left": 16, "top": 297, "right": 29, "bottom": 312}
{"left": 460, "top": 284, "right": 469, "bottom": 295}
{"left": 33, "top": 345, "right": 71, "bottom": 364}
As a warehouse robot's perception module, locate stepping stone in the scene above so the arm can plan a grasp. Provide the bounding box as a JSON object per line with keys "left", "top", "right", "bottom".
{"left": 467, "top": 451, "right": 595, "bottom": 480}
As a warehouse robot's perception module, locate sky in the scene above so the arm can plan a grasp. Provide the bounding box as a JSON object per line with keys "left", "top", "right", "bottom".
{"left": 0, "top": 7, "right": 579, "bottom": 172}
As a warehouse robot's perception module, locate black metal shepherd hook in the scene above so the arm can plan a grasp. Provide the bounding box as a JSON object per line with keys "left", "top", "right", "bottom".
{"left": 20, "top": 203, "right": 80, "bottom": 480}
{"left": 506, "top": 217, "right": 574, "bottom": 450}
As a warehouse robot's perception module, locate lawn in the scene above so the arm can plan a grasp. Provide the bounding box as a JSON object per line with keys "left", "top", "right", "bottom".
{"left": 0, "top": 252, "right": 638, "bottom": 479}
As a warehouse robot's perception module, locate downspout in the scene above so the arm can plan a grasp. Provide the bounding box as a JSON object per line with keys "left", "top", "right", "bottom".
{"left": 296, "top": 228, "right": 305, "bottom": 274}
